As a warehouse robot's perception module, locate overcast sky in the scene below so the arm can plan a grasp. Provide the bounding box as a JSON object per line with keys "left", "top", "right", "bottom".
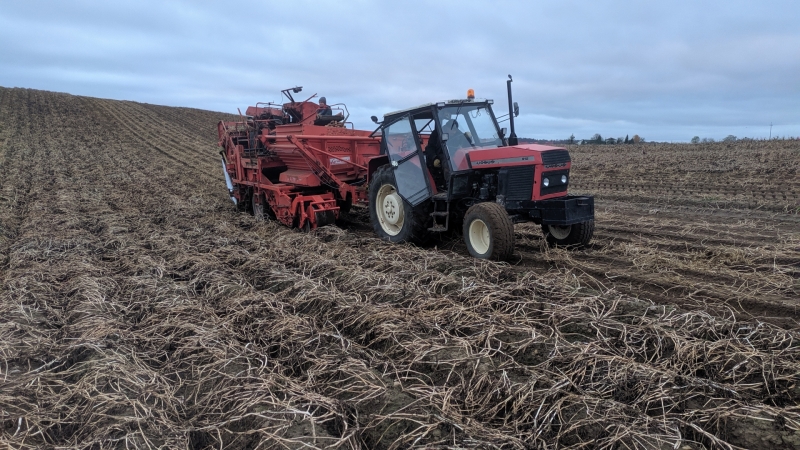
{"left": 1, "top": 0, "right": 798, "bottom": 142}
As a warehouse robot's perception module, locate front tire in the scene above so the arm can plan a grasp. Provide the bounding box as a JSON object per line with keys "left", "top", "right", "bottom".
{"left": 369, "top": 165, "right": 427, "bottom": 243}
{"left": 542, "top": 220, "right": 594, "bottom": 247}
{"left": 462, "top": 202, "right": 515, "bottom": 261}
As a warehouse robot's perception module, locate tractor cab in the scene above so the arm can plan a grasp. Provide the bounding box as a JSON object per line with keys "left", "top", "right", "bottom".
{"left": 378, "top": 98, "right": 505, "bottom": 204}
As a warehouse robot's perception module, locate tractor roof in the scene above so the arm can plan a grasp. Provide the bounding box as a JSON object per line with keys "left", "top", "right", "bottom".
{"left": 383, "top": 99, "right": 492, "bottom": 119}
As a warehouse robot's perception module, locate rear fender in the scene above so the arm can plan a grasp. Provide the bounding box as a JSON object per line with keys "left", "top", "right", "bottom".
{"left": 366, "top": 155, "right": 389, "bottom": 183}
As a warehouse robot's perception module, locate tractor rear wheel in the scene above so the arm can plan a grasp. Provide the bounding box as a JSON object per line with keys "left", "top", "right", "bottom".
{"left": 369, "top": 165, "right": 427, "bottom": 243}
{"left": 252, "top": 193, "right": 267, "bottom": 222}
{"left": 542, "top": 220, "right": 594, "bottom": 247}
{"left": 462, "top": 202, "right": 515, "bottom": 261}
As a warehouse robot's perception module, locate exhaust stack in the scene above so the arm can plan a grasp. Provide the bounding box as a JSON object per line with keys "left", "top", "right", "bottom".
{"left": 506, "top": 75, "right": 518, "bottom": 146}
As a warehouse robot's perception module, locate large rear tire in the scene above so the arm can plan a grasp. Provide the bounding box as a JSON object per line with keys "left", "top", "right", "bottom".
{"left": 462, "top": 202, "right": 515, "bottom": 261}
{"left": 369, "top": 165, "right": 428, "bottom": 243}
{"left": 542, "top": 220, "right": 594, "bottom": 247}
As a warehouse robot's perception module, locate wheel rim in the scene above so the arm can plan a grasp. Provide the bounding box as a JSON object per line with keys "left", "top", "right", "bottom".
{"left": 548, "top": 225, "right": 571, "bottom": 240}
{"left": 468, "top": 219, "right": 491, "bottom": 255}
{"left": 376, "top": 184, "right": 404, "bottom": 236}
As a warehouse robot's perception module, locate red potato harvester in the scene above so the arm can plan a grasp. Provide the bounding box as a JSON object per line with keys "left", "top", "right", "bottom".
{"left": 218, "top": 77, "right": 594, "bottom": 260}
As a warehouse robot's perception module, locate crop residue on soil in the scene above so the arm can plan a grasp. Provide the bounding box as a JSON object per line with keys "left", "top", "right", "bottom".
{"left": 1, "top": 87, "right": 799, "bottom": 449}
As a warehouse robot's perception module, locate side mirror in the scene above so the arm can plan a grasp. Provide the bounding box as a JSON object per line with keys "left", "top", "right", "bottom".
{"left": 293, "top": 86, "right": 303, "bottom": 93}
{"left": 441, "top": 133, "right": 449, "bottom": 142}
{"left": 513, "top": 102, "right": 519, "bottom": 117}
{"left": 371, "top": 115, "right": 379, "bottom": 124}
{"left": 499, "top": 127, "right": 507, "bottom": 138}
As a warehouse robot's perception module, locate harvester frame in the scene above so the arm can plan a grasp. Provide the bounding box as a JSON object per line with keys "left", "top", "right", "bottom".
{"left": 218, "top": 86, "right": 383, "bottom": 230}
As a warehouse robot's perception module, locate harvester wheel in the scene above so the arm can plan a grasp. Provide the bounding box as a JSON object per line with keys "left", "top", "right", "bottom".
{"left": 369, "top": 165, "right": 427, "bottom": 243}
{"left": 462, "top": 202, "right": 515, "bottom": 261}
{"left": 237, "top": 188, "right": 252, "bottom": 213}
{"left": 542, "top": 220, "right": 594, "bottom": 247}
{"left": 252, "top": 193, "right": 267, "bottom": 222}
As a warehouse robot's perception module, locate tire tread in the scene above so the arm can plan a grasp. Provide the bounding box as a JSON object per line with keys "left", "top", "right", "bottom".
{"left": 368, "top": 165, "right": 428, "bottom": 243}
{"left": 543, "top": 220, "right": 594, "bottom": 247}
{"left": 463, "top": 202, "right": 515, "bottom": 261}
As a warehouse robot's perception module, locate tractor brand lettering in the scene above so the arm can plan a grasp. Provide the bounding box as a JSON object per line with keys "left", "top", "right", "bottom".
{"left": 544, "top": 162, "right": 567, "bottom": 168}
{"left": 329, "top": 156, "right": 351, "bottom": 166}
{"left": 472, "top": 156, "right": 532, "bottom": 166}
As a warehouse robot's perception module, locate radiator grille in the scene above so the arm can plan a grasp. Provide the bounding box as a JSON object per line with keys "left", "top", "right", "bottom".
{"left": 541, "top": 150, "right": 571, "bottom": 168}
{"left": 505, "top": 166, "right": 534, "bottom": 201}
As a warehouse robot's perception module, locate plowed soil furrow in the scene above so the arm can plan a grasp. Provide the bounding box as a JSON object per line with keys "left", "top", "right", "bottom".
{"left": 511, "top": 234, "right": 799, "bottom": 327}
{"left": 592, "top": 223, "right": 785, "bottom": 246}
{"left": 84, "top": 202, "right": 796, "bottom": 448}
{"left": 111, "top": 100, "right": 219, "bottom": 156}
{"left": 569, "top": 141, "right": 800, "bottom": 215}
{"left": 139, "top": 103, "right": 236, "bottom": 144}
{"left": 2, "top": 87, "right": 799, "bottom": 449}
{"left": 93, "top": 99, "right": 218, "bottom": 176}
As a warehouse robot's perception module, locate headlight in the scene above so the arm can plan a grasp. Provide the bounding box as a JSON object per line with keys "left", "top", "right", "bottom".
{"left": 543, "top": 177, "right": 550, "bottom": 187}
{"left": 561, "top": 175, "right": 567, "bottom": 184}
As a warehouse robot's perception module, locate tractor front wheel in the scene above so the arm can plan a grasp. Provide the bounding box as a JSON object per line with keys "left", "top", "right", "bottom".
{"left": 542, "top": 220, "right": 594, "bottom": 247}
{"left": 462, "top": 202, "right": 515, "bottom": 261}
{"left": 369, "top": 165, "right": 427, "bottom": 243}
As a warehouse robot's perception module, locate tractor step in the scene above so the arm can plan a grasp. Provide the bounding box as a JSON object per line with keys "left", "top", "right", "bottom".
{"left": 430, "top": 186, "right": 450, "bottom": 232}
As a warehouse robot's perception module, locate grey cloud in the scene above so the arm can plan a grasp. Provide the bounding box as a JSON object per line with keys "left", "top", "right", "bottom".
{"left": 1, "top": 0, "right": 798, "bottom": 141}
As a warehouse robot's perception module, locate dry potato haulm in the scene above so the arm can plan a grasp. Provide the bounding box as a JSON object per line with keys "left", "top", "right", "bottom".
{"left": 0, "top": 86, "right": 799, "bottom": 448}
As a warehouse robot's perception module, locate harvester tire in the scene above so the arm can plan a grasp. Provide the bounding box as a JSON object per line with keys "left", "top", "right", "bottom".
{"left": 369, "top": 165, "right": 427, "bottom": 244}
{"left": 462, "top": 202, "right": 515, "bottom": 261}
{"left": 237, "top": 188, "right": 252, "bottom": 213}
{"left": 252, "top": 193, "right": 267, "bottom": 222}
{"left": 542, "top": 220, "right": 594, "bottom": 247}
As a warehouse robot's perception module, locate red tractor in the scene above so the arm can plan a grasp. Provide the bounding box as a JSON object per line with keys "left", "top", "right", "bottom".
{"left": 218, "top": 78, "right": 594, "bottom": 260}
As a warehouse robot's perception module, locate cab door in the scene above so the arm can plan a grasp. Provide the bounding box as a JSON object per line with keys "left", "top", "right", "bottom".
{"left": 382, "top": 116, "right": 431, "bottom": 206}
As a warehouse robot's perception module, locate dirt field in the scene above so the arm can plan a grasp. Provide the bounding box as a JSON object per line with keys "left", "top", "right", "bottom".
{"left": 1, "top": 87, "right": 798, "bottom": 449}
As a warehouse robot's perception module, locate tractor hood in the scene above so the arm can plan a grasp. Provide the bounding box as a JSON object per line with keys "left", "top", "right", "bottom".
{"left": 465, "top": 143, "right": 568, "bottom": 169}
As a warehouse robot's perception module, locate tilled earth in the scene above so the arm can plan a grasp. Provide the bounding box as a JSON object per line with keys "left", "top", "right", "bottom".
{"left": 1, "top": 87, "right": 799, "bottom": 449}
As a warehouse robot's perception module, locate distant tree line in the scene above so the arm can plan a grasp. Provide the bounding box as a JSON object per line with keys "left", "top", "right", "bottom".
{"left": 519, "top": 134, "right": 646, "bottom": 145}
{"left": 691, "top": 135, "right": 799, "bottom": 143}
{"left": 568, "top": 134, "right": 645, "bottom": 145}
{"left": 520, "top": 134, "right": 799, "bottom": 146}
